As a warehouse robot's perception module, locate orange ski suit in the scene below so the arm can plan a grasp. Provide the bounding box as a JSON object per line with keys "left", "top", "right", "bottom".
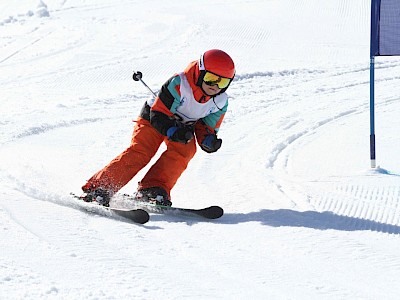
{"left": 82, "top": 60, "right": 228, "bottom": 199}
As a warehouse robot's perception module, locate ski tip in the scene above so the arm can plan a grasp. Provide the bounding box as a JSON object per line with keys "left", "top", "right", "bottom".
{"left": 136, "top": 209, "right": 150, "bottom": 224}
{"left": 207, "top": 206, "right": 224, "bottom": 219}
{"left": 112, "top": 208, "right": 150, "bottom": 224}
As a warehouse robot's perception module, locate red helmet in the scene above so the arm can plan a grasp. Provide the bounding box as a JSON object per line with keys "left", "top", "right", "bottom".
{"left": 199, "top": 49, "right": 235, "bottom": 79}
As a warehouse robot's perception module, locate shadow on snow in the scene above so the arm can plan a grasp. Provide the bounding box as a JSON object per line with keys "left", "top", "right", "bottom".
{"left": 221, "top": 209, "right": 400, "bottom": 234}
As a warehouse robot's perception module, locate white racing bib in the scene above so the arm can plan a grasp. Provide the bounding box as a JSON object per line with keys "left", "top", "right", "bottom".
{"left": 174, "top": 72, "right": 227, "bottom": 124}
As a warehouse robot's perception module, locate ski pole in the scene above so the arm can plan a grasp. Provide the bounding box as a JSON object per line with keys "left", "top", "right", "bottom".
{"left": 132, "top": 71, "right": 157, "bottom": 98}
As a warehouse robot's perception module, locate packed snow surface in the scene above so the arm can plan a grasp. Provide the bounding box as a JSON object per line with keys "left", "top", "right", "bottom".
{"left": 1, "top": 0, "right": 400, "bottom": 299}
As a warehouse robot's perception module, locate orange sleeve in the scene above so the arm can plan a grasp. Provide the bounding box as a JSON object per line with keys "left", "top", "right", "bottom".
{"left": 151, "top": 97, "right": 174, "bottom": 117}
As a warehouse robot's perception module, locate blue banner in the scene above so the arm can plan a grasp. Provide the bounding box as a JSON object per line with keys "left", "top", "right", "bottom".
{"left": 371, "top": 0, "right": 400, "bottom": 56}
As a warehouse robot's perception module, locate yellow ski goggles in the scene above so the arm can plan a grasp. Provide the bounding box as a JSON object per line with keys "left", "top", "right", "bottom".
{"left": 203, "top": 71, "right": 232, "bottom": 89}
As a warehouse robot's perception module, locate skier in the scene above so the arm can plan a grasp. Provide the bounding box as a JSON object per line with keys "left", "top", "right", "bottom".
{"left": 81, "top": 49, "right": 235, "bottom": 206}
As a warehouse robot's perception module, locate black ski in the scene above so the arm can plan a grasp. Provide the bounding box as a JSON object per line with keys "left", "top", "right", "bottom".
{"left": 106, "top": 208, "right": 149, "bottom": 224}
{"left": 119, "top": 194, "right": 224, "bottom": 220}
{"left": 70, "top": 193, "right": 149, "bottom": 224}
{"left": 146, "top": 204, "right": 224, "bottom": 219}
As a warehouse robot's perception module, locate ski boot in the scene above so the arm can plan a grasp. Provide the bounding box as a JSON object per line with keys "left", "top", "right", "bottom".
{"left": 81, "top": 187, "right": 112, "bottom": 207}
{"left": 135, "top": 187, "right": 172, "bottom": 206}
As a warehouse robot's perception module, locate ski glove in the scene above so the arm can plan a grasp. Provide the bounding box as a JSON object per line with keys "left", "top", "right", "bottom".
{"left": 167, "top": 126, "right": 194, "bottom": 144}
{"left": 200, "top": 134, "right": 222, "bottom": 153}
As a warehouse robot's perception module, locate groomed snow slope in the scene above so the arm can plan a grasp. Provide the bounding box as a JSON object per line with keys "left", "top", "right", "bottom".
{"left": 1, "top": 0, "right": 400, "bottom": 299}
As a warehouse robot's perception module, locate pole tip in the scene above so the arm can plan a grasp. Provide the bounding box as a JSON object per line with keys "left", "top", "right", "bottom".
{"left": 371, "top": 159, "right": 376, "bottom": 169}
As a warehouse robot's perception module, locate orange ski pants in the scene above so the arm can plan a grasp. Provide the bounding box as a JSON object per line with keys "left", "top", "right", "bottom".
{"left": 84, "top": 118, "right": 196, "bottom": 198}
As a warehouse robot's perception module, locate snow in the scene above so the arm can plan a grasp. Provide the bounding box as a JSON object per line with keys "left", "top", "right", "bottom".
{"left": 1, "top": 0, "right": 400, "bottom": 299}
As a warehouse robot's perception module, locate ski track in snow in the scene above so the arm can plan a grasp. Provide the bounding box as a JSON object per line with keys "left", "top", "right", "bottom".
{"left": 221, "top": 53, "right": 400, "bottom": 237}
{"left": 255, "top": 64, "right": 400, "bottom": 232}
{"left": 2, "top": 1, "right": 400, "bottom": 299}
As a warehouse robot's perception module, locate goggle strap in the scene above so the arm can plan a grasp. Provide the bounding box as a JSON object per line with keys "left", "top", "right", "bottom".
{"left": 199, "top": 54, "right": 206, "bottom": 71}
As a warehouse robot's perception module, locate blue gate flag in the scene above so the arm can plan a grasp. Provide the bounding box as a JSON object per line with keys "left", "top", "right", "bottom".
{"left": 370, "top": 0, "right": 400, "bottom": 168}
{"left": 371, "top": 0, "right": 400, "bottom": 56}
